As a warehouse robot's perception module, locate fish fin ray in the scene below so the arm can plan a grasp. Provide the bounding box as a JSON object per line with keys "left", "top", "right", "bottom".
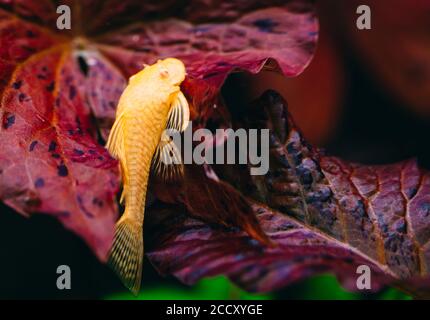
{"left": 106, "top": 112, "right": 126, "bottom": 160}
{"left": 167, "top": 91, "right": 189, "bottom": 132}
{"left": 151, "top": 132, "right": 183, "bottom": 181}
{"left": 106, "top": 112, "right": 128, "bottom": 204}
{"left": 108, "top": 217, "right": 143, "bottom": 295}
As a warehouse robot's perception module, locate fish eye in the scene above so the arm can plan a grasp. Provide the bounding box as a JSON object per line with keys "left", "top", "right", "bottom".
{"left": 160, "top": 67, "right": 169, "bottom": 78}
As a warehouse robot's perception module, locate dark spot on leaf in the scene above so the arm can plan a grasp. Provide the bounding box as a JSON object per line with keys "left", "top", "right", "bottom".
{"left": 77, "top": 195, "right": 94, "bottom": 218}
{"left": 292, "top": 152, "right": 303, "bottom": 166}
{"left": 75, "top": 116, "right": 83, "bottom": 134}
{"left": 216, "top": 61, "right": 231, "bottom": 67}
{"left": 286, "top": 142, "right": 303, "bottom": 165}
{"left": 55, "top": 211, "right": 70, "bottom": 218}
{"left": 12, "top": 80, "right": 22, "bottom": 89}
{"left": 256, "top": 208, "right": 265, "bottom": 214}
{"left": 247, "top": 238, "right": 260, "bottom": 247}
{"left": 18, "top": 93, "right": 27, "bottom": 102}
{"left": 77, "top": 55, "right": 89, "bottom": 77}
{"left": 354, "top": 200, "right": 367, "bottom": 218}
{"left": 319, "top": 187, "right": 332, "bottom": 201}
{"left": 394, "top": 219, "right": 407, "bottom": 233}
{"left": 193, "top": 26, "right": 211, "bottom": 34}
{"left": 34, "top": 178, "right": 45, "bottom": 188}
{"left": 69, "top": 85, "right": 77, "bottom": 100}
{"left": 342, "top": 257, "right": 354, "bottom": 264}
{"left": 253, "top": 18, "right": 279, "bottom": 33}
{"left": 421, "top": 203, "right": 430, "bottom": 217}
{"left": 384, "top": 233, "right": 400, "bottom": 251}
{"left": 92, "top": 197, "right": 104, "bottom": 207}
{"left": 286, "top": 143, "right": 297, "bottom": 154}
{"left": 3, "top": 113, "right": 15, "bottom": 129}
{"left": 48, "top": 141, "right": 57, "bottom": 152}
{"left": 52, "top": 153, "right": 61, "bottom": 159}
{"left": 46, "top": 81, "right": 55, "bottom": 92}
{"left": 21, "top": 45, "right": 36, "bottom": 54}
{"left": 73, "top": 149, "right": 84, "bottom": 156}
{"left": 378, "top": 215, "right": 389, "bottom": 234}
{"left": 29, "top": 140, "right": 38, "bottom": 151}
{"left": 320, "top": 254, "right": 335, "bottom": 261}
{"left": 57, "top": 164, "right": 68, "bottom": 177}
{"left": 277, "top": 154, "right": 290, "bottom": 168}
{"left": 407, "top": 187, "right": 418, "bottom": 199}
{"left": 26, "top": 30, "right": 37, "bottom": 38}
{"left": 296, "top": 165, "right": 313, "bottom": 185}
{"left": 307, "top": 188, "right": 332, "bottom": 203}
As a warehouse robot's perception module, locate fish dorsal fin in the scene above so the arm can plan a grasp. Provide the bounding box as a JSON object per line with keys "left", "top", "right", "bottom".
{"left": 106, "top": 112, "right": 128, "bottom": 204}
{"left": 106, "top": 111, "right": 126, "bottom": 160}
{"left": 167, "top": 91, "right": 189, "bottom": 132}
{"left": 151, "top": 131, "right": 183, "bottom": 181}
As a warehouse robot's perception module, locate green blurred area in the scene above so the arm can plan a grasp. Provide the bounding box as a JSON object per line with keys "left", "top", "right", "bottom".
{"left": 106, "top": 276, "right": 271, "bottom": 300}
{"left": 106, "top": 274, "right": 411, "bottom": 300}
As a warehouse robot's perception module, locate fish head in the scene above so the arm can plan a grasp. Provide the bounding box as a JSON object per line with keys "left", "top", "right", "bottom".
{"left": 156, "top": 58, "right": 186, "bottom": 86}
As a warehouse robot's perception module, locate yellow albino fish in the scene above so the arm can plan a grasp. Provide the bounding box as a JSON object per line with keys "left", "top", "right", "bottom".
{"left": 106, "top": 58, "right": 189, "bottom": 294}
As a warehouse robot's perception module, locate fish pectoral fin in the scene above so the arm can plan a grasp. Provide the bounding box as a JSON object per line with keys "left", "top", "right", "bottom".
{"left": 151, "top": 131, "right": 184, "bottom": 181}
{"left": 167, "top": 91, "right": 190, "bottom": 132}
{"left": 108, "top": 217, "right": 143, "bottom": 295}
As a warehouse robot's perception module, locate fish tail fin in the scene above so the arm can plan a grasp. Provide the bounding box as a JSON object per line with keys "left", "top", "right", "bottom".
{"left": 108, "top": 216, "right": 143, "bottom": 295}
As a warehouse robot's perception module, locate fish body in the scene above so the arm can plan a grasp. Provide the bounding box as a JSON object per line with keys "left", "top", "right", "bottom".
{"left": 106, "top": 58, "right": 189, "bottom": 294}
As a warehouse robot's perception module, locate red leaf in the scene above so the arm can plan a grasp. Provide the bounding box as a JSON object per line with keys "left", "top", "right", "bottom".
{"left": 147, "top": 90, "right": 430, "bottom": 297}
{"left": 0, "top": 1, "right": 318, "bottom": 260}
{"left": 146, "top": 204, "right": 393, "bottom": 293}
{"left": 95, "top": 2, "right": 318, "bottom": 116}
{"left": 0, "top": 45, "right": 120, "bottom": 260}
{"left": 152, "top": 164, "right": 271, "bottom": 246}
{"left": 245, "top": 5, "right": 345, "bottom": 145}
